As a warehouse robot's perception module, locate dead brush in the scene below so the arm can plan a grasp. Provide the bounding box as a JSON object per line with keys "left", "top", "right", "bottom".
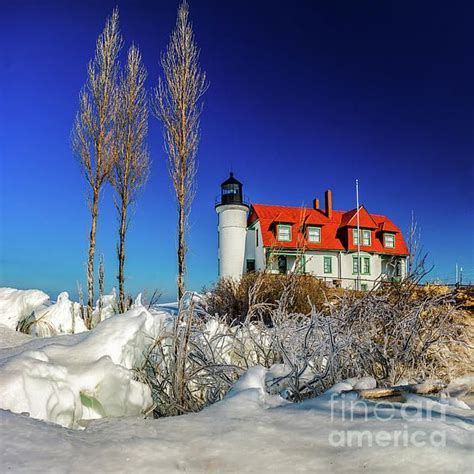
{"left": 142, "top": 273, "right": 471, "bottom": 416}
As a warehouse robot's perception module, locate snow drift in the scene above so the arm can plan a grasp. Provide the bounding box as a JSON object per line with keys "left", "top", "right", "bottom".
{"left": 1, "top": 367, "right": 472, "bottom": 473}
{"left": 0, "top": 288, "right": 49, "bottom": 330}
{"left": 0, "top": 303, "right": 170, "bottom": 428}
{"left": 29, "top": 291, "right": 88, "bottom": 336}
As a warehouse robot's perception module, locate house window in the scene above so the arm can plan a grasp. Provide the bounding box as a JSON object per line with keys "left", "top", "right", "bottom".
{"left": 353, "top": 229, "right": 371, "bottom": 246}
{"left": 362, "top": 257, "right": 370, "bottom": 275}
{"left": 278, "top": 255, "right": 287, "bottom": 274}
{"left": 384, "top": 233, "right": 395, "bottom": 248}
{"left": 307, "top": 226, "right": 321, "bottom": 243}
{"left": 352, "top": 256, "right": 359, "bottom": 274}
{"left": 277, "top": 224, "right": 291, "bottom": 242}
{"left": 353, "top": 229, "right": 359, "bottom": 245}
{"left": 395, "top": 260, "right": 401, "bottom": 277}
{"left": 324, "top": 256, "right": 332, "bottom": 274}
{"left": 246, "top": 259, "right": 255, "bottom": 273}
{"left": 362, "top": 230, "right": 371, "bottom": 246}
{"left": 361, "top": 283, "right": 368, "bottom": 291}
{"left": 353, "top": 256, "right": 370, "bottom": 275}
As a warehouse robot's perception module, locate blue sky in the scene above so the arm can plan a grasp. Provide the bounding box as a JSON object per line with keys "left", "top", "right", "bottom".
{"left": 1, "top": 0, "right": 473, "bottom": 301}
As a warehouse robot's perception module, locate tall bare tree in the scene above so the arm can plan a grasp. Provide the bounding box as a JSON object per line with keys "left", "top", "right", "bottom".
{"left": 407, "top": 210, "right": 422, "bottom": 276}
{"left": 153, "top": 1, "right": 208, "bottom": 301}
{"left": 72, "top": 9, "right": 122, "bottom": 326}
{"left": 110, "top": 45, "right": 150, "bottom": 313}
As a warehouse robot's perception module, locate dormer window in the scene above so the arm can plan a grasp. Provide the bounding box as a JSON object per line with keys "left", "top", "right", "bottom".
{"left": 307, "top": 226, "right": 321, "bottom": 243}
{"left": 353, "top": 228, "right": 359, "bottom": 245}
{"left": 353, "top": 229, "right": 371, "bottom": 246}
{"left": 384, "top": 233, "right": 395, "bottom": 248}
{"left": 277, "top": 224, "right": 291, "bottom": 242}
{"left": 362, "top": 230, "right": 371, "bottom": 246}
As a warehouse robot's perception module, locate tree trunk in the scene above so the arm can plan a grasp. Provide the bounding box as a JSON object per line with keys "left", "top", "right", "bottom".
{"left": 87, "top": 188, "right": 99, "bottom": 327}
{"left": 118, "top": 200, "right": 127, "bottom": 313}
{"left": 177, "top": 201, "right": 185, "bottom": 301}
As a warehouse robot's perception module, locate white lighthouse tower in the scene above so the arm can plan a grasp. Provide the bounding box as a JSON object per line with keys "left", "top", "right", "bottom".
{"left": 215, "top": 173, "right": 249, "bottom": 280}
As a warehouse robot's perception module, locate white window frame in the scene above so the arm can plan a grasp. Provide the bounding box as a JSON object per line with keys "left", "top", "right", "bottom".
{"left": 352, "top": 228, "right": 359, "bottom": 245}
{"left": 277, "top": 224, "right": 292, "bottom": 242}
{"left": 307, "top": 226, "right": 321, "bottom": 243}
{"left": 384, "top": 233, "right": 395, "bottom": 248}
{"left": 362, "top": 229, "right": 371, "bottom": 246}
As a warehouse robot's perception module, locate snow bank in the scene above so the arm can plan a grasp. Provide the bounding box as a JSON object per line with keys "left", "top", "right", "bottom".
{"left": 29, "top": 292, "right": 88, "bottom": 336}
{"left": 0, "top": 288, "right": 49, "bottom": 330}
{"left": 92, "top": 289, "right": 118, "bottom": 323}
{"left": 0, "top": 303, "right": 168, "bottom": 428}
{"left": 0, "top": 370, "right": 472, "bottom": 473}
{"left": 0, "top": 324, "right": 31, "bottom": 349}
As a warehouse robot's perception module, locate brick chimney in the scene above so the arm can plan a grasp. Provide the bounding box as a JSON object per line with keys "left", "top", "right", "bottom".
{"left": 313, "top": 198, "right": 320, "bottom": 210}
{"left": 325, "top": 190, "right": 333, "bottom": 219}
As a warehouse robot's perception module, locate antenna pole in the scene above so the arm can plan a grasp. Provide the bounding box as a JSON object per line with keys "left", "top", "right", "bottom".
{"left": 356, "top": 179, "right": 361, "bottom": 291}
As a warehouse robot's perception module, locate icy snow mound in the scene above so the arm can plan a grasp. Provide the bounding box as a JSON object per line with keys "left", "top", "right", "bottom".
{"left": 92, "top": 289, "right": 118, "bottom": 323}
{"left": 29, "top": 292, "right": 88, "bottom": 337}
{"left": 0, "top": 288, "right": 49, "bottom": 330}
{"left": 0, "top": 304, "right": 168, "bottom": 428}
{"left": 0, "top": 324, "right": 32, "bottom": 349}
{"left": 2, "top": 370, "right": 471, "bottom": 473}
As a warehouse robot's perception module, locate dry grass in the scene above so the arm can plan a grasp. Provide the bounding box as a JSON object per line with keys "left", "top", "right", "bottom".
{"left": 204, "top": 272, "right": 344, "bottom": 324}
{"left": 142, "top": 276, "right": 472, "bottom": 417}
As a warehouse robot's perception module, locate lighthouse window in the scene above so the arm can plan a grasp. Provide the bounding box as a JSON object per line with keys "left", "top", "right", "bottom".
{"left": 277, "top": 224, "right": 291, "bottom": 242}
{"left": 223, "top": 184, "right": 239, "bottom": 195}
{"left": 246, "top": 259, "right": 256, "bottom": 273}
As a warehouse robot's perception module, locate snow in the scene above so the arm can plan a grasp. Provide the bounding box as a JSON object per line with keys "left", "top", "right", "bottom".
{"left": 0, "top": 287, "right": 471, "bottom": 471}
{"left": 0, "top": 288, "right": 49, "bottom": 329}
{"left": 0, "top": 303, "right": 170, "bottom": 428}
{"left": 92, "top": 288, "right": 119, "bottom": 322}
{"left": 0, "top": 366, "right": 472, "bottom": 473}
{"left": 0, "top": 324, "right": 31, "bottom": 349}
{"left": 29, "top": 291, "right": 88, "bottom": 336}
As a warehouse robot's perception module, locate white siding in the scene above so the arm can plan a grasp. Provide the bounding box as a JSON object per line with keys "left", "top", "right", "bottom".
{"left": 247, "top": 221, "right": 266, "bottom": 271}
{"left": 216, "top": 204, "right": 248, "bottom": 280}
{"left": 238, "top": 218, "right": 407, "bottom": 289}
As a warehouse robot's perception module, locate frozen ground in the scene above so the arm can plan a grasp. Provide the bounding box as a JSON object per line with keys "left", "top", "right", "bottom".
{"left": 1, "top": 366, "right": 473, "bottom": 473}
{"left": 0, "top": 287, "right": 472, "bottom": 473}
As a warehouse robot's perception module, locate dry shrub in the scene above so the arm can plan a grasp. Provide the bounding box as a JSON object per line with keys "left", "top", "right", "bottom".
{"left": 455, "top": 287, "right": 474, "bottom": 313}
{"left": 143, "top": 277, "right": 472, "bottom": 417}
{"left": 205, "top": 272, "right": 342, "bottom": 324}
{"left": 330, "top": 282, "right": 472, "bottom": 386}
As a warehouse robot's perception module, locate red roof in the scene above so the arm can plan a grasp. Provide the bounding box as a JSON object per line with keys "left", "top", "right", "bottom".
{"left": 340, "top": 206, "right": 378, "bottom": 229}
{"left": 249, "top": 203, "right": 409, "bottom": 256}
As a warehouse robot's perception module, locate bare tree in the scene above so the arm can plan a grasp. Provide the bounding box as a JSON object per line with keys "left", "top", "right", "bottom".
{"left": 153, "top": 1, "right": 208, "bottom": 301}
{"left": 110, "top": 45, "right": 150, "bottom": 313}
{"left": 407, "top": 210, "right": 423, "bottom": 276}
{"left": 72, "top": 9, "right": 122, "bottom": 326}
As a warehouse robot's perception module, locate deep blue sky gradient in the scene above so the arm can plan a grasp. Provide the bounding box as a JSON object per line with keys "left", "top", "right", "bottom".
{"left": 1, "top": 0, "right": 473, "bottom": 300}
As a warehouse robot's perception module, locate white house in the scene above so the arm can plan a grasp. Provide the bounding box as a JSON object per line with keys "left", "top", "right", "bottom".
{"left": 216, "top": 173, "right": 409, "bottom": 290}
